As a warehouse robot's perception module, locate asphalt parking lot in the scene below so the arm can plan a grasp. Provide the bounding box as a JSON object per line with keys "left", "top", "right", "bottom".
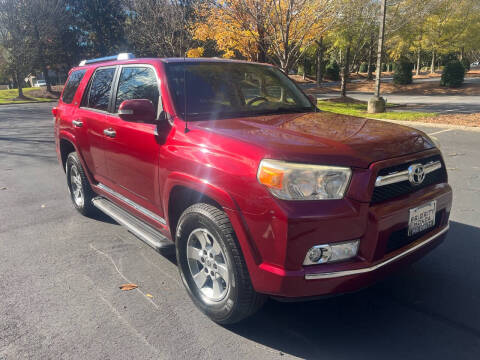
{"left": 1, "top": 103, "right": 479, "bottom": 359}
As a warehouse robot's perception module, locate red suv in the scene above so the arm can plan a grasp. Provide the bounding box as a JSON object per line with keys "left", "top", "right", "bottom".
{"left": 54, "top": 54, "right": 452, "bottom": 324}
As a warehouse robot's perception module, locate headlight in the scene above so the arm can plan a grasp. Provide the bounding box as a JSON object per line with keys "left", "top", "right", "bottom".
{"left": 257, "top": 159, "right": 352, "bottom": 200}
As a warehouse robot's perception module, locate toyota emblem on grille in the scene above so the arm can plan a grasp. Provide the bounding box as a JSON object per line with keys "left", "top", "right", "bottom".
{"left": 408, "top": 163, "right": 425, "bottom": 185}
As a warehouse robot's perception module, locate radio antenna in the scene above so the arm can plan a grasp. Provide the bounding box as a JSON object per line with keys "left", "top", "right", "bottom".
{"left": 182, "top": 1, "right": 189, "bottom": 133}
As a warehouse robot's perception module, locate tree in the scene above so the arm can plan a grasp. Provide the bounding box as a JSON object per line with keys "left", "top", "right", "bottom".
{"left": 124, "top": 0, "right": 194, "bottom": 57}
{"left": 23, "top": 0, "right": 77, "bottom": 92}
{"left": 193, "top": 0, "right": 338, "bottom": 72}
{"left": 329, "top": 0, "right": 378, "bottom": 97}
{"left": 0, "top": 0, "right": 32, "bottom": 98}
{"left": 68, "top": 0, "right": 127, "bottom": 58}
{"left": 193, "top": 0, "right": 272, "bottom": 61}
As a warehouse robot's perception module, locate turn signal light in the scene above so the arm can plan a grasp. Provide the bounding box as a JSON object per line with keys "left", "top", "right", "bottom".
{"left": 258, "top": 166, "right": 284, "bottom": 190}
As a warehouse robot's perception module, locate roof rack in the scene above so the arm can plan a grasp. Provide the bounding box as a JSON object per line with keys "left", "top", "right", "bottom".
{"left": 78, "top": 53, "right": 135, "bottom": 66}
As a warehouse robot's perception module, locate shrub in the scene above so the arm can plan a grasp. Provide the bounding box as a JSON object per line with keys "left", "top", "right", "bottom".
{"left": 324, "top": 60, "right": 340, "bottom": 81}
{"left": 359, "top": 63, "right": 368, "bottom": 73}
{"left": 393, "top": 59, "right": 413, "bottom": 85}
{"left": 460, "top": 58, "right": 470, "bottom": 72}
{"left": 441, "top": 60, "right": 465, "bottom": 88}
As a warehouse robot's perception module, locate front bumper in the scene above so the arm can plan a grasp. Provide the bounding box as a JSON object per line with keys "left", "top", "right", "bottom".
{"left": 231, "top": 182, "right": 452, "bottom": 298}
{"left": 305, "top": 224, "right": 448, "bottom": 280}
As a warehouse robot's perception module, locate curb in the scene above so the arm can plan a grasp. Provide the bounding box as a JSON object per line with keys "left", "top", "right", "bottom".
{"left": 0, "top": 100, "right": 57, "bottom": 106}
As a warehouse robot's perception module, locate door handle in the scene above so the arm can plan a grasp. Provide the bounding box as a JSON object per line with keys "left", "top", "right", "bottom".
{"left": 103, "top": 128, "right": 116, "bottom": 138}
{"left": 72, "top": 120, "right": 83, "bottom": 128}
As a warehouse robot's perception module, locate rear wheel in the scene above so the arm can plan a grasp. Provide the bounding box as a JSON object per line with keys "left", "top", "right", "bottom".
{"left": 176, "top": 203, "right": 266, "bottom": 324}
{"left": 66, "top": 152, "right": 97, "bottom": 216}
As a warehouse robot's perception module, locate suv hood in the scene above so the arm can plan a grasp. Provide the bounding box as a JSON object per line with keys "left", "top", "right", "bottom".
{"left": 192, "top": 111, "right": 435, "bottom": 168}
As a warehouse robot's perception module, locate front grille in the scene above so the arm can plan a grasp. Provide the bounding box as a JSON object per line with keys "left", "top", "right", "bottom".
{"left": 386, "top": 210, "right": 444, "bottom": 253}
{"left": 371, "top": 155, "right": 447, "bottom": 204}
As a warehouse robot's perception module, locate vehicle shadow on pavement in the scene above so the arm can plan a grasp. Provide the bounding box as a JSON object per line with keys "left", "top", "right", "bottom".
{"left": 226, "top": 221, "right": 480, "bottom": 359}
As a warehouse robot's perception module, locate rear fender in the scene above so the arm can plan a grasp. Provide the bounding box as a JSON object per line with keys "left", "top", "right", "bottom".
{"left": 58, "top": 131, "right": 95, "bottom": 185}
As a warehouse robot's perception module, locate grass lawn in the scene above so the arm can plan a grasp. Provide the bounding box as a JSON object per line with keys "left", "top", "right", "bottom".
{"left": 0, "top": 87, "right": 57, "bottom": 104}
{"left": 316, "top": 100, "right": 438, "bottom": 121}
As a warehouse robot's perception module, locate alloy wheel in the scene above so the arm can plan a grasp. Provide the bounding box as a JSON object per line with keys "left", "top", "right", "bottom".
{"left": 186, "top": 228, "right": 230, "bottom": 302}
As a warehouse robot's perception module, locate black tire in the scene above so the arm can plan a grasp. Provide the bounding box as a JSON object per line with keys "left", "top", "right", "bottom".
{"left": 176, "top": 203, "right": 266, "bottom": 324}
{"left": 65, "top": 152, "right": 97, "bottom": 217}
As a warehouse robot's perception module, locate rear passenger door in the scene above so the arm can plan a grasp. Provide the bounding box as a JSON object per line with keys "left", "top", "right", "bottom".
{"left": 102, "top": 65, "right": 162, "bottom": 212}
{"left": 75, "top": 66, "right": 117, "bottom": 184}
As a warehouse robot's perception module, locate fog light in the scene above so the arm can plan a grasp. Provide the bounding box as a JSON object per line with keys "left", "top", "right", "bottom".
{"left": 303, "top": 240, "right": 359, "bottom": 265}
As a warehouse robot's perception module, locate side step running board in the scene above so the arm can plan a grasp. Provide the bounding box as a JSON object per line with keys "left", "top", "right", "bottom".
{"left": 92, "top": 197, "right": 173, "bottom": 250}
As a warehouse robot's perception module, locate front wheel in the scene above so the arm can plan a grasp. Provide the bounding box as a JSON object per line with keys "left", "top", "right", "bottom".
{"left": 176, "top": 203, "right": 266, "bottom": 324}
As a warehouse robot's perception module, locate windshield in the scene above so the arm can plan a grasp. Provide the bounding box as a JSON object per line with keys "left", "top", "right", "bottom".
{"left": 165, "top": 62, "right": 314, "bottom": 120}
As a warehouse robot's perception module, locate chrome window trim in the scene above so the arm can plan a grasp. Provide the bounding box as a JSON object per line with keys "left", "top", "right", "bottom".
{"left": 97, "top": 183, "right": 167, "bottom": 225}
{"left": 113, "top": 63, "right": 162, "bottom": 120}
{"left": 305, "top": 224, "right": 449, "bottom": 280}
{"left": 375, "top": 160, "right": 442, "bottom": 187}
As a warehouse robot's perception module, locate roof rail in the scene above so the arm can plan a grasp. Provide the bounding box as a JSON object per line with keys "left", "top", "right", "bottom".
{"left": 78, "top": 53, "right": 135, "bottom": 66}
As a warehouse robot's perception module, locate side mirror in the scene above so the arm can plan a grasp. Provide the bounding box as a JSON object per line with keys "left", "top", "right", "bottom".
{"left": 118, "top": 99, "right": 156, "bottom": 123}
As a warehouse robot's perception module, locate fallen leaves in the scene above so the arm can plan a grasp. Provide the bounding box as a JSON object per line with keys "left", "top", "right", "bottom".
{"left": 146, "top": 293, "right": 153, "bottom": 298}
{"left": 119, "top": 283, "right": 138, "bottom": 291}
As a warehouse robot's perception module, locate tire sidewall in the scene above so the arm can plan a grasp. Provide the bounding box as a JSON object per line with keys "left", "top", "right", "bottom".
{"left": 66, "top": 153, "right": 86, "bottom": 212}
{"left": 176, "top": 209, "right": 240, "bottom": 322}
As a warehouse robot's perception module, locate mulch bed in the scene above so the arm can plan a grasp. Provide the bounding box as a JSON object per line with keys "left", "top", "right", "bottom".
{"left": 417, "top": 113, "right": 480, "bottom": 127}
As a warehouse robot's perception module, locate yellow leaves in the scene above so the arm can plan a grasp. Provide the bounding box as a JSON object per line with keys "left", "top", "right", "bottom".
{"left": 187, "top": 47, "right": 204, "bottom": 58}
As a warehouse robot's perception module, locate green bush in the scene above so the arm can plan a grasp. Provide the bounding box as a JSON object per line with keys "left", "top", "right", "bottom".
{"left": 460, "top": 58, "right": 470, "bottom": 72}
{"left": 393, "top": 59, "right": 413, "bottom": 85}
{"left": 359, "top": 63, "right": 368, "bottom": 73}
{"left": 324, "top": 60, "right": 340, "bottom": 81}
{"left": 441, "top": 60, "right": 465, "bottom": 88}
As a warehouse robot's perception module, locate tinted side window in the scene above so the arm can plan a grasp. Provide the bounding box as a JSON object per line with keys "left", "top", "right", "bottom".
{"left": 115, "top": 67, "right": 159, "bottom": 113}
{"left": 62, "top": 70, "right": 86, "bottom": 104}
{"left": 87, "top": 68, "right": 116, "bottom": 111}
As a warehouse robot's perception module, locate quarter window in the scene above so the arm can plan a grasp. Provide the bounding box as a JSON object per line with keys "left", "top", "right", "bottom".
{"left": 114, "top": 67, "right": 159, "bottom": 113}
{"left": 87, "top": 68, "right": 116, "bottom": 111}
{"left": 62, "top": 70, "right": 86, "bottom": 104}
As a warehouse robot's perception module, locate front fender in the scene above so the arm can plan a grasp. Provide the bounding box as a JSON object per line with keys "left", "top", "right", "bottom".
{"left": 163, "top": 171, "right": 262, "bottom": 273}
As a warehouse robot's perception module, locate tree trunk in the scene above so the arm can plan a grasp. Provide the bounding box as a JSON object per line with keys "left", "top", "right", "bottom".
{"left": 367, "top": 35, "right": 374, "bottom": 80}
{"left": 43, "top": 65, "right": 52, "bottom": 93}
{"left": 341, "top": 46, "right": 351, "bottom": 97}
{"left": 257, "top": 25, "right": 267, "bottom": 63}
{"left": 303, "top": 57, "right": 306, "bottom": 80}
{"left": 316, "top": 37, "right": 324, "bottom": 86}
{"left": 416, "top": 50, "right": 421, "bottom": 76}
{"left": 15, "top": 70, "right": 24, "bottom": 98}
{"left": 374, "top": 0, "right": 387, "bottom": 98}
{"left": 430, "top": 50, "right": 435, "bottom": 74}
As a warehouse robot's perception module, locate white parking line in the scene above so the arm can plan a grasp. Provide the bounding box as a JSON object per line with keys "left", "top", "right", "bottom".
{"left": 428, "top": 129, "right": 454, "bottom": 136}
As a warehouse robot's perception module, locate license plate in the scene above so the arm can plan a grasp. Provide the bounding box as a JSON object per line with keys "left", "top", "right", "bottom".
{"left": 408, "top": 201, "right": 436, "bottom": 236}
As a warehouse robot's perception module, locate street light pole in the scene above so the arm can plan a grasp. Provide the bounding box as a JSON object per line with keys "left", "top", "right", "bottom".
{"left": 368, "top": 0, "right": 387, "bottom": 113}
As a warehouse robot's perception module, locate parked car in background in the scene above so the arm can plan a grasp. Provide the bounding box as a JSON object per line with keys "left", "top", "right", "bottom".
{"left": 34, "top": 80, "right": 47, "bottom": 87}
{"left": 53, "top": 53, "right": 452, "bottom": 324}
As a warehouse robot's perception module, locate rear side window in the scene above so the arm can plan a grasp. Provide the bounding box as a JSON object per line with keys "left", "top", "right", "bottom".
{"left": 114, "top": 67, "right": 159, "bottom": 113}
{"left": 62, "top": 70, "right": 86, "bottom": 104}
{"left": 87, "top": 68, "right": 116, "bottom": 111}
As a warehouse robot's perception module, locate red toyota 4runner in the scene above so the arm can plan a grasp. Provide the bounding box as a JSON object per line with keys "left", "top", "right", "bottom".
{"left": 54, "top": 54, "right": 452, "bottom": 324}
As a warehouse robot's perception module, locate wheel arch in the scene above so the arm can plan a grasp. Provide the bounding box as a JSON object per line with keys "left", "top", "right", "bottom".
{"left": 58, "top": 133, "right": 95, "bottom": 185}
